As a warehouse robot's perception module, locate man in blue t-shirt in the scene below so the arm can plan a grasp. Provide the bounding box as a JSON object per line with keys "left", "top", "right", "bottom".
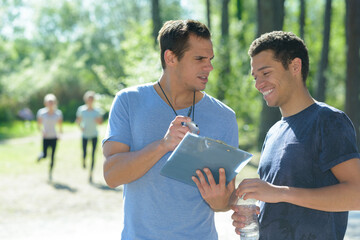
{"left": 102, "top": 20, "right": 239, "bottom": 240}
{"left": 231, "top": 31, "right": 360, "bottom": 240}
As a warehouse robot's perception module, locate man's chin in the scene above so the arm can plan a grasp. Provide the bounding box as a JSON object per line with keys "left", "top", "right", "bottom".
{"left": 199, "top": 83, "right": 207, "bottom": 91}
{"left": 265, "top": 101, "right": 278, "bottom": 108}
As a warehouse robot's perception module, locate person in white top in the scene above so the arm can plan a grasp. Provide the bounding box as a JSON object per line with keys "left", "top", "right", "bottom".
{"left": 76, "top": 91, "right": 103, "bottom": 183}
{"left": 37, "top": 93, "right": 63, "bottom": 181}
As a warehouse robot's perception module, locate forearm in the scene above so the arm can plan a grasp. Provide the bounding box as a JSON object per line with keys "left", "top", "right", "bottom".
{"left": 281, "top": 182, "right": 360, "bottom": 212}
{"left": 103, "top": 140, "right": 168, "bottom": 188}
{"left": 58, "top": 122, "right": 63, "bottom": 133}
{"left": 96, "top": 117, "right": 103, "bottom": 124}
{"left": 37, "top": 119, "right": 42, "bottom": 132}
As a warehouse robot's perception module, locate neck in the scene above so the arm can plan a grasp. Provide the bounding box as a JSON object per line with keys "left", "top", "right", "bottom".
{"left": 47, "top": 108, "right": 55, "bottom": 114}
{"left": 156, "top": 76, "right": 202, "bottom": 110}
{"left": 280, "top": 89, "right": 315, "bottom": 117}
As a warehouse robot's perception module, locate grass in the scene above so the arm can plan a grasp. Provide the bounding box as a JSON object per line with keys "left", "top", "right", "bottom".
{"left": 0, "top": 122, "right": 92, "bottom": 174}
{"left": 0, "top": 121, "right": 259, "bottom": 238}
{"left": 0, "top": 123, "right": 126, "bottom": 240}
{"left": 0, "top": 120, "right": 38, "bottom": 140}
{"left": 1, "top": 124, "right": 359, "bottom": 240}
{"left": 0, "top": 120, "right": 80, "bottom": 140}
{"left": 0, "top": 123, "right": 260, "bottom": 240}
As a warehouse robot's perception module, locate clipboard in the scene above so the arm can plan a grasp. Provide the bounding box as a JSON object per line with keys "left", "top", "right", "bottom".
{"left": 160, "top": 132, "right": 253, "bottom": 187}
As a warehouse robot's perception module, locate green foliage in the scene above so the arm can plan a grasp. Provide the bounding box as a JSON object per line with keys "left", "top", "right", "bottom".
{"left": 325, "top": 0, "right": 346, "bottom": 110}
{"left": 161, "top": 0, "right": 182, "bottom": 21}
{"left": 119, "top": 20, "right": 161, "bottom": 87}
{"left": 0, "top": 0, "right": 352, "bottom": 149}
{"left": 206, "top": 0, "right": 259, "bottom": 149}
{"left": 284, "top": 0, "right": 346, "bottom": 110}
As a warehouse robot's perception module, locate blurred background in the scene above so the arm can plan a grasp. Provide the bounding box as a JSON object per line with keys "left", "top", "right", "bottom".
{"left": 0, "top": 0, "right": 359, "bottom": 239}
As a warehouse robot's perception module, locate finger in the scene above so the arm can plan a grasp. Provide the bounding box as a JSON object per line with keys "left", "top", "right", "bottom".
{"left": 177, "top": 127, "right": 190, "bottom": 136}
{"left": 181, "top": 124, "right": 192, "bottom": 134}
{"left": 236, "top": 179, "right": 256, "bottom": 197}
{"left": 228, "top": 178, "right": 236, "bottom": 189}
{"left": 233, "top": 216, "right": 246, "bottom": 223}
{"left": 218, "top": 168, "right": 226, "bottom": 186}
{"left": 196, "top": 169, "right": 208, "bottom": 186}
{"left": 203, "top": 168, "right": 216, "bottom": 186}
{"left": 231, "top": 205, "right": 237, "bottom": 212}
{"left": 192, "top": 176, "right": 204, "bottom": 194}
{"left": 232, "top": 219, "right": 246, "bottom": 229}
{"left": 173, "top": 116, "right": 191, "bottom": 124}
{"left": 231, "top": 211, "right": 240, "bottom": 220}
{"left": 227, "top": 178, "right": 236, "bottom": 194}
{"left": 243, "top": 192, "right": 259, "bottom": 200}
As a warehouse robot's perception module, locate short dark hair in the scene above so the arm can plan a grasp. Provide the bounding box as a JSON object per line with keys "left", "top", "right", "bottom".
{"left": 248, "top": 31, "right": 309, "bottom": 83}
{"left": 158, "top": 20, "right": 211, "bottom": 69}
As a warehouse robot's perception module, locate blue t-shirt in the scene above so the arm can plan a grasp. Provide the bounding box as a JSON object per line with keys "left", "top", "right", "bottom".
{"left": 258, "top": 102, "right": 360, "bottom": 240}
{"left": 103, "top": 83, "right": 239, "bottom": 240}
{"left": 76, "top": 105, "right": 102, "bottom": 138}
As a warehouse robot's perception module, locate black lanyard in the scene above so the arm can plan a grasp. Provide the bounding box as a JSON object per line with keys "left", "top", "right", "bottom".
{"left": 157, "top": 81, "right": 196, "bottom": 121}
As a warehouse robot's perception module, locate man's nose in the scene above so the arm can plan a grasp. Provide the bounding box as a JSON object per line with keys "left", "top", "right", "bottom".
{"left": 204, "top": 61, "right": 214, "bottom": 72}
{"left": 254, "top": 77, "right": 265, "bottom": 90}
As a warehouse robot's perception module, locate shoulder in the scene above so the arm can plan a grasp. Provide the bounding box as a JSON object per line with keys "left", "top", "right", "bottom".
{"left": 116, "top": 83, "right": 155, "bottom": 98}
{"left": 37, "top": 108, "right": 47, "bottom": 117}
{"left": 202, "top": 93, "right": 236, "bottom": 116}
{"left": 315, "top": 102, "right": 352, "bottom": 126}
{"left": 111, "top": 83, "right": 156, "bottom": 111}
{"left": 37, "top": 107, "right": 46, "bottom": 114}
{"left": 55, "top": 109, "right": 63, "bottom": 116}
{"left": 316, "top": 102, "right": 343, "bottom": 116}
{"left": 77, "top": 105, "right": 87, "bottom": 111}
{"left": 312, "top": 102, "right": 357, "bottom": 142}
{"left": 76, "top": 105, "right": 87, "bottom": 115}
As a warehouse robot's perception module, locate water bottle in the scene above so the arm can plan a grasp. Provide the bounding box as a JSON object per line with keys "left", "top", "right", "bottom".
{"left": 235, "top": 195, "right": 259, "bottom": 240}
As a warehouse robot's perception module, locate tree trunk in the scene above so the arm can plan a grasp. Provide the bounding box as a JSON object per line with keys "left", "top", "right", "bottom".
{"left": 236, "top": 0, "right": 243, "bottom": 21}
{"left": 299, "top": 0, "right": 306, "bottom": 39}
{"left": 345, "top": 0, "right": 360, "bottom": 146}
{"left": 315, "top": 0, "right": 332, "bottom": 102}
{"left": 206, "top": 0, "right": 211, "bottom": 29}
{"left": 221, "top": 0, "right": 230, "bottom": 37}
{"left": 257, "top": 0, "right": 284, "bottom": 37}
{"left": 216, "top": 0, "right": 230, "bottom": 101}
{"left": 256, "top": 0, "right": 284, "bottom": 149}
{"left": 151, "top": 0, "right": 161, "bottom": 44}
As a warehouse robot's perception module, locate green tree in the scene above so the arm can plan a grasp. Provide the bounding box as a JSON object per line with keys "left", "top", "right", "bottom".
{"left": 255, "top": 0, "right": 284, "bottom": 149}
{"left": 151, "top": 0, "right": 161, "bottom": 44}
{"left": 216, "top": 0, "right": 231, "bottom": 101}
{"left": 345, "top": 0, "right": 360, "bottom": 146}
{"left": 315, "top": 0, "right": 332, "bottom": 102}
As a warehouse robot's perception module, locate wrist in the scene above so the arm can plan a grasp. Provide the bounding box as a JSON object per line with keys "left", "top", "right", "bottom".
{"left": 155, "top": 139, "right": 171, "bottom": 156}
{"left": 277, "top": 185, "right": 290, "bottom": 203}
{"left": 158, "top": 138, "right": 172, "bottom": 153}
{"left": 210, "top": 203, "right": 231, "bottom": 212}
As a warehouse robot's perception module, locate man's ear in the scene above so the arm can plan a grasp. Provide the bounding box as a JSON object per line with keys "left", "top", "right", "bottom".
{"left": 290, "top": 58, "right": 302, "bottom": 76}
{"left": 164, "top": 49, "right": 177, "bottom": 67}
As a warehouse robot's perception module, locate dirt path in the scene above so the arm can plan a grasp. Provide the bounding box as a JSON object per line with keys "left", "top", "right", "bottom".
{"left": 0, "top": 132, "right": 359, "bottom": 240}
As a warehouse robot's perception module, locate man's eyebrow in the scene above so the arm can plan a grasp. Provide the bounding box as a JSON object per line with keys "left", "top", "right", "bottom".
{"left": 257, "top": 66, "right": 272, "bottom": 72}
{"left": 195, "top": 55, "right": 215, "bottom": 60}
{"left": 252, "top": 65, "right": 272, "bottom": 76}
